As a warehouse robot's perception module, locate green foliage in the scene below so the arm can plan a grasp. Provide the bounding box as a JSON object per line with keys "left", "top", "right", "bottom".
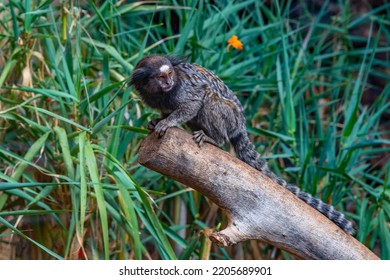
{"left": 0, "top": 0, "right": 389, "bottom": 259}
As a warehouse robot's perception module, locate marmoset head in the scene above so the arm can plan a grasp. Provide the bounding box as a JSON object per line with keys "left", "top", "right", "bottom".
{"left": 130, "top": 55, "right": 182, "bottom": 94}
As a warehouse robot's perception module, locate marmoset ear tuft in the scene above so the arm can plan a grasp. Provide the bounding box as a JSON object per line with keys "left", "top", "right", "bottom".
{"left": 129, "top": 67, "right": 150, "bottom": 86}
{"left": 166, "top": 55, "right": 187, "bottom": 66}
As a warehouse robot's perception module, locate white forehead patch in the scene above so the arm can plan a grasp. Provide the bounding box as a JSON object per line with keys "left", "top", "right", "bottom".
{"left": 159, "top": 65, "right": 170, "bottom": 73}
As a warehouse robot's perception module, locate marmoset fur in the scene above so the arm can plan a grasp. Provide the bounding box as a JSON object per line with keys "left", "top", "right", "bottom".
{"left": 130, "top": 54, "right": 355, "bottom": 235}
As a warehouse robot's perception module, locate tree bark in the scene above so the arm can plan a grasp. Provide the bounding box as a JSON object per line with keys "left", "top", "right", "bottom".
{"left": 138, "top": 128, "right": 379, "bottom": 260}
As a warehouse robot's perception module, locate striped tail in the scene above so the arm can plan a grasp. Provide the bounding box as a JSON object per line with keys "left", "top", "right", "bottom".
{"left": 230, "top": 131, "right": 355, "bottom": 235}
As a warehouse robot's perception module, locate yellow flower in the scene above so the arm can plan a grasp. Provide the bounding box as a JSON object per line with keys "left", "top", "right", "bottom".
{"left": 226, "top": 35, "right": 243, "bottom": 51}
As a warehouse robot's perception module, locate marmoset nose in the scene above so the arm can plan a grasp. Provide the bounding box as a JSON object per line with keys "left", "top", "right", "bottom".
{"left": 164, "top": 79, "right": 174, "bottom": 87}
{"left": 161, "top": 80, "right": 174, "bottom": 92}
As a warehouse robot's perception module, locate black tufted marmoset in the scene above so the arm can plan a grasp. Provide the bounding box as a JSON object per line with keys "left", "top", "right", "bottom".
{"left": 130, "top": 54, "right": 355, "bottom": 235}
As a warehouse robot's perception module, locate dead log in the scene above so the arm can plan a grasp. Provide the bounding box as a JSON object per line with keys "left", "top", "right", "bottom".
{"left": 138, "top": 128, "right": 379, "bottom": 260}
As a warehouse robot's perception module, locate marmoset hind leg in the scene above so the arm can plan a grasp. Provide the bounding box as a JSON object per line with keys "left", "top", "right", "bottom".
{"left": 192, "top": 130, "right": 221, "bottom": 147}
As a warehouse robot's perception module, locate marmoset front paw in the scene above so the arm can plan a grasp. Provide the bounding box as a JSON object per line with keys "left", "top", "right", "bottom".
{"left": 154, "top": 119, "right": 171, "bottom": 137}
{"left": 147, "top": 118, "right": 161, "bottom": 132}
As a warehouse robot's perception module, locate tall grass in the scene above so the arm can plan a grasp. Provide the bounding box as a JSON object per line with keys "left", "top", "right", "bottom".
{"left": 0, "top": 0, "right": 389, "bottom": 260}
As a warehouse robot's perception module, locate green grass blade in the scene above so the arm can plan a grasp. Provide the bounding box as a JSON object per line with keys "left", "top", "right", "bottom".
{"left": 54, "top": 127, "right": 75, "bottom": 179}
{"left": 15, "top": 86, "right": 78, "bottom": 102}
{"left": 113, "top": 171, "right": 143, "bottom": 260}
{"left": 379, "top": 209, "right": 390, "bottom": 259}
{"left": 24, "top": 0, "right": 32, "bottom": 33}
{"left": 88, "top": 0, "right": 111, "bottom": 34}
{"left": 0, "top": 216, "right": 64, "bottom": 260}
{"left": 11, "top": 131, "right": 51, "bottom": 181}
{"left": 78, "top": 132, "right": 88, "bottom": 238}
{"left": 9, "top": 1, "right": 20, "bottom": 40}
{"left": 24, "top": 105, "right": 90, "bottom": 132}
{"left": 0, "top": 59, "right": 17, "bottom": 88}
{"left": 92, "top": 145, "right": 177, "bottom": 260}
{"left": 342, "top": 23, "right": 374, "bottom": 141}
{"left": 85, "top": 141, "right": 109, "bottom": 259}
{"left": 80, "top": 38, "right": 133, "bottom": 72}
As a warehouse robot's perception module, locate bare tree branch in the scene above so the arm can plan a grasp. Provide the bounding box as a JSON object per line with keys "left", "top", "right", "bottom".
{"left": 138, "top": 128, "right": 379, "bottom": 260}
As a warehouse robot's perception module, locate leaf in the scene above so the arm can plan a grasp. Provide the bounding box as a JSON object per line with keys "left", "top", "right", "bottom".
{"left": 54, "top": 127, "right": 75, "bottom": 179}
{"left": 12, "top": 131, "right": 51, "bottom": 181}
{"left": 78, "top": 132, "right": 88, "bottom": 239}
{"left": 85, "top": 141, "right": 109, "bottom": 259}
{"left": 93, "top": 145, "right": 177, "bottom": 260}
{"left": 342, "top": 22, "right": 376, "bottom": 140}
{"left": 24, "top": 105, "right": 90, "bottom": 132}
{"left": 0, "top": 216, "right": 64, "bottom": 260}
{"left": 113, "top": 171, "right": 143, "bottom": 260}
{"left": 378, "top": 209, "right": 390, "bottom": 260}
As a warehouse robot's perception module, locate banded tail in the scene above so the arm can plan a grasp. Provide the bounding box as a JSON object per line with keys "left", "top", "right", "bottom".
{"left": 230, "top": 131, "right": 355, "bottom": 235}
